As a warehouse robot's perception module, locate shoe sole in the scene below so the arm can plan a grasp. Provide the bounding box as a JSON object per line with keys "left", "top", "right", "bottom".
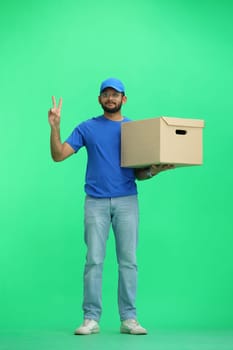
{"left": 120, "top": 328, "right": 147, "bottom": 335}
{"left": 74, "top": 328, "right": 100, "bottom": 335}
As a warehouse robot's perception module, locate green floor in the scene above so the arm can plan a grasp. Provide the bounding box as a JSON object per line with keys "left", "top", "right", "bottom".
{"left": 1, "top": 329, "right": 233, "bottom": 350}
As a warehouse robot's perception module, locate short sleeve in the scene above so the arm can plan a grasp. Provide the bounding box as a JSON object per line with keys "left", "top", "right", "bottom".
{"left": 65, "top": 126, "right": 85, "bottom": 153}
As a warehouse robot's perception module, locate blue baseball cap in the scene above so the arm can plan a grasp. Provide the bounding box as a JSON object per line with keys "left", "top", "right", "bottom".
{"left": 100, "top": 78, "right": 125, "bottom": 94}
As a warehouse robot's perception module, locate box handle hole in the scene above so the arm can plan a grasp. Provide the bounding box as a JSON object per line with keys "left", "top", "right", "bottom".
{"left": 176, "top": 129, "right": 187, "bottom": 135}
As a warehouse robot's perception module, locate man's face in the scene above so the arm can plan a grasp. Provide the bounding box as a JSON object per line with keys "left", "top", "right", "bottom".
{"left": 98, "top": 88, "right": 127, "bottom": 113}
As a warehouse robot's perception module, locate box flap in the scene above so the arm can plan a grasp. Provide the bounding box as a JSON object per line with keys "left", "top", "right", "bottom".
{"left": 161, "top": 117, "right": 204, "bottom": 128}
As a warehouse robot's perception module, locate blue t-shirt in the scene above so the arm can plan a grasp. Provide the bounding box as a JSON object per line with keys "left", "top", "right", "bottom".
{"left": 65, "top": 115, "right": 137, "bottom": 198}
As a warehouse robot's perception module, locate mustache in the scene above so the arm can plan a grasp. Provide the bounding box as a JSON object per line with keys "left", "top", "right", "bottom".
{"left": 101, "top": 102, "right": 122, "bottom": 114}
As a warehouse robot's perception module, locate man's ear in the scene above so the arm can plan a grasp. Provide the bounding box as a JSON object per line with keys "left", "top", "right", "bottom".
{"left": 122, "top": 95, "right": 127, "bottom": 105}
{"left": 98, "top": 96, "right": 101, "bottom": 104}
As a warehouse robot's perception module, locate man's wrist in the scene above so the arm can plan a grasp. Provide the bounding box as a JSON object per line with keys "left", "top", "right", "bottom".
{"left": 146, "top": 170, "right": 153, "bottom": 178}
{"left": 51, "top": 124, "right": 60, "bottom": 131}
{"left": 147, "top": 165, "right": 159, "bottom": 178}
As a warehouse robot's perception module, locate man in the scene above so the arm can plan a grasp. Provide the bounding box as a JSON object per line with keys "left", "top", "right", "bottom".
{"left": 48, "top": 78, "right": 173, "bottom": 335}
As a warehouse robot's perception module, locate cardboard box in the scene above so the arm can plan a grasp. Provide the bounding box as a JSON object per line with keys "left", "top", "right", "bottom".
{"left": 121, "top": 117, "right": 204, "bottom": 167}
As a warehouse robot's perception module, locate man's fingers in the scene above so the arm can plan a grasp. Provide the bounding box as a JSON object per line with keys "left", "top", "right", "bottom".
{"left": 151, "top": 164, "right": 175, "bottom": 171}
{"left": 58, "top": 97, "right": 63, "bottom": 110}
{"left": 52, "top": 96, "right": 56, "bottom": 108}
{"left": 161, "top": 164, "right": 174, "bottom": 169}
{"left": 151, "top": 164, "right": 161, "bottom": 169}
{"left": 162, "top": 164, "right": 175, "bottom": 171}
{"left": 52, "top": 96, "right": 62, "bottom": 111}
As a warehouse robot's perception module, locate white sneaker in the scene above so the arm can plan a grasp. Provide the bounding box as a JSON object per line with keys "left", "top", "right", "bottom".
{"left": 120, "top": 319, "right": 147, "bottom": 335}
{"left": 74, "top": 319, "right": 100, "bottom": 335}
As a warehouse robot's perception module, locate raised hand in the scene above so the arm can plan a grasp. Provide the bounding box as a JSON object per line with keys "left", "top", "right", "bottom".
{"left": 48, "top": 96, "right": 63, "bottom": 128}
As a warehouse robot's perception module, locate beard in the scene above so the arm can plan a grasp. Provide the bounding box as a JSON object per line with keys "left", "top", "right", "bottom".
{"left": 100, "top": 101, "right": 123, "bottom": 114}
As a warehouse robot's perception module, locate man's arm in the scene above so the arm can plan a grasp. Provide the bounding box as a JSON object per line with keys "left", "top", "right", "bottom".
{"left": 48, "top": 96, "right": 74, "bottom": 162}
{"left": 135, "top": 164, "right": 175, "bottom": 180}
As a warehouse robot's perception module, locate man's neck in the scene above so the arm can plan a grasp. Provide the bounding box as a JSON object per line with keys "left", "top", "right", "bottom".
{"left": 103, "top": 111, "right": 123, "bottom": 121}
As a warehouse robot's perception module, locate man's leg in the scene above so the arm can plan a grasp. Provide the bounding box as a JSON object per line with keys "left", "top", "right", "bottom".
{"left": 111, "top": 195, "right": 139, "bottom": 321}
{"left": 82, "top": 196, "right": 111, "bottom": 321}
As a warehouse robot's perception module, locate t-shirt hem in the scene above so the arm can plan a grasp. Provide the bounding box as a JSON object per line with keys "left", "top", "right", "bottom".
{"left": 85, "top": 191, "right": 138, "bottom": 199}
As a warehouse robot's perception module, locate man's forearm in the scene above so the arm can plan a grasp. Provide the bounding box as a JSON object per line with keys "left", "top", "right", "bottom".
{"left": 50, "top": 126, "right": 63, "bottom": 161}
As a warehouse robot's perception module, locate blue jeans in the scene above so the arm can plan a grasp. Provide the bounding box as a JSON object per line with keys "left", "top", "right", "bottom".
{"left": 83, "top": 195, "right": 139, "bottom": 321}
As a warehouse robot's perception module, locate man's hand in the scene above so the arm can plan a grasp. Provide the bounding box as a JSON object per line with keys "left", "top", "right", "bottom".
{"left": 48, "top": 96, "right": 63, "bottom": 128}
{"left": 150, "top": 164, "right": 175, "bottom": 176}
{"left": 134, "top": 164, "right": 175, "bottom": 180}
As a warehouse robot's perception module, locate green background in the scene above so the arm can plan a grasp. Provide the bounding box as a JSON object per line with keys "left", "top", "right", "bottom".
{"left": 1, "top": 0, "right": 233, "bottom": 333}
